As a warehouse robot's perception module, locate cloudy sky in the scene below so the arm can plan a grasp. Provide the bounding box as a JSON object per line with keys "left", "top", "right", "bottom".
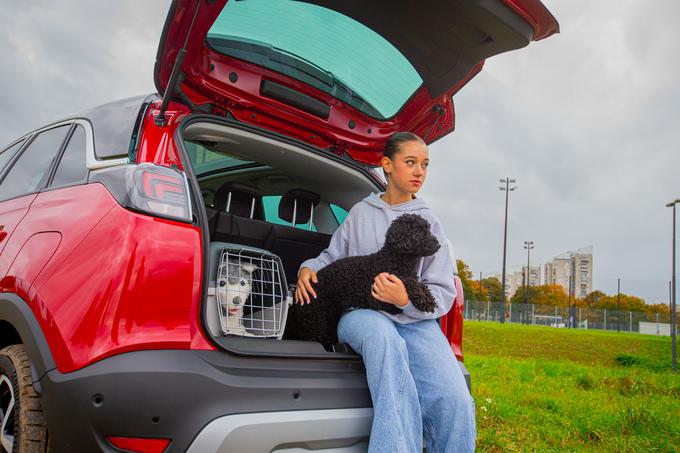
{"left": 1, "top": 1, "right": 678, "bottom": 303}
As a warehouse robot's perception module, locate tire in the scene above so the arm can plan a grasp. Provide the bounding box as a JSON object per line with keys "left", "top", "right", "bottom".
{"left": 0, "top": 345, "right": 48, "bottom": 453}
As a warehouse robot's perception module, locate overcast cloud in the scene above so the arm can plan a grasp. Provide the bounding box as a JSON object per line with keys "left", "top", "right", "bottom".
{"left": 1, "top": 1, "right": 678, "bottom": 303}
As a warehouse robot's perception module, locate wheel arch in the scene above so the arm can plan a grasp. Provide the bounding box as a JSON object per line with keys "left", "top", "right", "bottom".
{"left": 0, "top": 292, "right": 56, "bottom": 378}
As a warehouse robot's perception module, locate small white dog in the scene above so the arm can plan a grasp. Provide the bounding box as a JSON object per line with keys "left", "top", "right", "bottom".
{"left": 217, "top": 262, "right": 257, "bottom": 335}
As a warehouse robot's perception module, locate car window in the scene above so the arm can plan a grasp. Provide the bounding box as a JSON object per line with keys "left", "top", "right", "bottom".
{"left": 330, "top": 204, "right": 348, "bottom": 225}
{"left": 51, "top": 125, "right": 88, "bottom": 187}
{"left": 185, "top": 140, "right": 255, "bottom": 176}
{"left": 262, "top": 195, "right": 317, "bottom": 231}
{"left": 0, "top": 139, "right": 25, "bottom": 175}
{"left": 0, "top": 125, "right": 70, "bottom": 202}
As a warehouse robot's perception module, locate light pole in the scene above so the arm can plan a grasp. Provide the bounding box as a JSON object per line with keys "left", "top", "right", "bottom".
{"left": 666, "top": 199, "right": 679, "bottom": 373}
{"left": 524, "top": 241, "right": 534, "bottom": 304}
{"left": 500, "top": 178, "right": 517, "bottom": 324}
{"left": 617, "top": 278, "right": 621, "bottom": 334}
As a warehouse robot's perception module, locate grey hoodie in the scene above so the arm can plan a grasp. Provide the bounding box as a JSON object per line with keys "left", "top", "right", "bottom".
{"left": 299, "top": 192, "right": 457, "bottom": 324}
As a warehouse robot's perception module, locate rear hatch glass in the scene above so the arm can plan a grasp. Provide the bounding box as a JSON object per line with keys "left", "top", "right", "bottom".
{"left": 207, "top": 1, "right": 423, "bottom": 120}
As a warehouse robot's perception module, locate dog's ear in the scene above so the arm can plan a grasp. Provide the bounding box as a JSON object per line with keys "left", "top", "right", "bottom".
{"left": 384, "top": 214, "right": 440, "bottom": 256}
{"left": 241, "top": 263, "right": 257, "bottom": 274}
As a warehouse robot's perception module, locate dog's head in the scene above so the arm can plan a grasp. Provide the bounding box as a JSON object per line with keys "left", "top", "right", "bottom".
{"left": 220, "top": 262, "right": 257, "bottom": 314}
{"left": 384, "top": 213, "right": 440, "bottom": 257}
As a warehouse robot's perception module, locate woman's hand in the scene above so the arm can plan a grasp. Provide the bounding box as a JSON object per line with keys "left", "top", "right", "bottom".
{"left": 295, "top": 267, "right": 318, "bottom": 305}
{"left": 371, "top": 272, "right": 409, "bottom": 308}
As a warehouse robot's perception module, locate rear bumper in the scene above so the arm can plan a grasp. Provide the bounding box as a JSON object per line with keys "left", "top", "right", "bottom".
{"left": 39, "top": 349, "right": 371, "bottom": 452}
{"left": 38, "top": 348, "right": 471, "bottom": 452}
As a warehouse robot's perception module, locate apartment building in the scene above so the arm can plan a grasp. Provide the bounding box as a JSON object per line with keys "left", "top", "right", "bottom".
{"left": 544, "top": 247, "right": 593, "bottom": 298}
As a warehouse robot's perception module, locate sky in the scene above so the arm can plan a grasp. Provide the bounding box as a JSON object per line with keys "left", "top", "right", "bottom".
{"left": 1, "top": 1, "right": 678, "bottom": 303}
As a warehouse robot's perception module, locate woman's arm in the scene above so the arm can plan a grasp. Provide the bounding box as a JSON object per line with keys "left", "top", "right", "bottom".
{"left": 298, "top": 210, "right": 353, "bottom": 274}
{"left": 394, "top": 216, "right": 457, "bottom": 321}
{"left": 399, "top": 239, "right": 457, "bottom": 320}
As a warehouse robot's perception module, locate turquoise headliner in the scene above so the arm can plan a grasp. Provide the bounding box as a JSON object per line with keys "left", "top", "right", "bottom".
{"left": 208, "top": 0, "right": 423, "bottom": 119}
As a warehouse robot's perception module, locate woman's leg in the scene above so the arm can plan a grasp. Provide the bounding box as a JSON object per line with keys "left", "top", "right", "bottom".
{"left": 337, "top": 309, "right": 423, "bottom": 453}
{"left": 395, "top": 319, "right": 476, "bottom": 453}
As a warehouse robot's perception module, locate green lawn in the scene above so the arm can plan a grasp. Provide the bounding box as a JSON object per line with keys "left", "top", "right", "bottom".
{"left": 462, "top": 321, "right": 680, "bottom": 452}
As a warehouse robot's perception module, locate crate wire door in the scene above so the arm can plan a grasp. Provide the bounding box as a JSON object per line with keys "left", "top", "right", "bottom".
{"left": 215, "top": 247, "right": 287, "bottom": 337}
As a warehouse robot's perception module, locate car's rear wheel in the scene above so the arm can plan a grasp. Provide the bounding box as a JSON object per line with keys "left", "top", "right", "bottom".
{"left": 0, "top": 345, "right": 48, "bottom": 453}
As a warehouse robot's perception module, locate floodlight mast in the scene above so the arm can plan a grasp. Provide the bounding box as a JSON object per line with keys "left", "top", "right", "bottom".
{"left": 666, "top": 199, "right": 679, "bottom": 373}
{"left": 499, "top": 178, "right": 517, "bottom": 323}
{"left": 524, "top": 241, "right": 534, "bottom": 304}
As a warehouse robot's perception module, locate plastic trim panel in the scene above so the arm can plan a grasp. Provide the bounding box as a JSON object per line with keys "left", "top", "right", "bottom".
{"left": 186, "top": 408, "right": 372, "bottom": 453}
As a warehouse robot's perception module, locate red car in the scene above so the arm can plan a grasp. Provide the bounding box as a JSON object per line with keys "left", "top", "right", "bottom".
{"left": 0, "top": 1, "right": 557, "bottom": 451}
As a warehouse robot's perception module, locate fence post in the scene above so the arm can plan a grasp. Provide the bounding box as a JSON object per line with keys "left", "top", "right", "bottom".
{"left": 604, "top": 309, "right": 607, "bottom": 331}
{"left": 532, "top": 304, "right": 535, "bottom": 325}
{"left": 509, "top": 303, "right": 512, "bottom": 323}
{"left": 629, "top": 311, "right": 632, "bottom": 332}
{"left": 579, "top": 307, "right": 581, "bottom": 328}
{"left": 486, "top": 301, "right": 490, "bottom": 321}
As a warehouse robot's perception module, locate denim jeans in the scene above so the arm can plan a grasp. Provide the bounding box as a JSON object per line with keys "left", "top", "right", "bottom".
{"left": 337, "top": 309, "right": 476, "bottom": 453}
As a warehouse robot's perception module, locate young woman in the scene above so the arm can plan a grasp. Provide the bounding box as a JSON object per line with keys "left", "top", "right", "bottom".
{"left": 295, "top": 132, "right": 476, "bottom": 453}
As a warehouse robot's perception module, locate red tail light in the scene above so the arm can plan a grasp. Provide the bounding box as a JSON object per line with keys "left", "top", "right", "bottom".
{"left": 106, "top": 436, "right": 170, "bottom": 453}
{"left": 129, "top": 163, "right": 192, "bottom": 222}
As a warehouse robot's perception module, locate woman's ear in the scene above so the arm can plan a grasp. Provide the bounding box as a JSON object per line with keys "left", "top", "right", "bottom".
{"left": 381, "top": 156, "right": 392, "bottom": 178}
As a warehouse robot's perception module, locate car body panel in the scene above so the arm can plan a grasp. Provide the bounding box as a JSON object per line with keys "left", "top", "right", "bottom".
{"left": 31, "top": 199, "right": 206, "bottom": 372}
{"left": 0, "top": 194, "right": 37, "bottom": 275}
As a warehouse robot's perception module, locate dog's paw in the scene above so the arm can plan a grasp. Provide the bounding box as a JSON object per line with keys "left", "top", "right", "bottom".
{"left": 410, "top": 284, "right": 437, "bottom": 313}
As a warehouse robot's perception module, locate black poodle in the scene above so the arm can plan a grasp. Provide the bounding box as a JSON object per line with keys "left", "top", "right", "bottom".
{"left": 283, "top": 213, "right": 441, "bottom": 347}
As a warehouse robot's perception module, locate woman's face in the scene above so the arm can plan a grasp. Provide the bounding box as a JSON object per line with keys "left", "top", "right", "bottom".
{"left": 382, "top": 140, "right": 429, "bottom": 195}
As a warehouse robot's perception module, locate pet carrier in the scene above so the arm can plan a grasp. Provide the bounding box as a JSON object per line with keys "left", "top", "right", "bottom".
{"left": 206, "top": 242, "right": 291, "bottom": 338}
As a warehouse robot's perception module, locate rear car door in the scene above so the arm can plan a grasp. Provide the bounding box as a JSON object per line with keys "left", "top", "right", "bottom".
{"left": 0, "top": 125, "right": 71, "bottom": 280}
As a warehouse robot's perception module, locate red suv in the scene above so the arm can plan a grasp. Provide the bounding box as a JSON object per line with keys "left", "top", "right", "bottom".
{"left": 0, "top": 1, "right": 557, "bottom": 451}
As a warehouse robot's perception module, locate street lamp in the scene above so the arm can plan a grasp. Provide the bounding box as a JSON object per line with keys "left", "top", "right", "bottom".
{"left": 524, "top": 241, "right": 534, "bottom": 304}
{"left": 666, "top": 199, "right": 679, "bottom": 373}
{"left": 500, "top": 177, "right": 517, "bottom": 324}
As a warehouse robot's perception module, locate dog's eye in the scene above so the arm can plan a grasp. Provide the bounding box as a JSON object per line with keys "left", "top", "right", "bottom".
{"left": 240, "top": 280, "right": 246, "bottom": 286}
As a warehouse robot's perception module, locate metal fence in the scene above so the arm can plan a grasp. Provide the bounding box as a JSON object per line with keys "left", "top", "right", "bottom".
{"left": 464, "top": 300, "right": 677, "bottom": 334}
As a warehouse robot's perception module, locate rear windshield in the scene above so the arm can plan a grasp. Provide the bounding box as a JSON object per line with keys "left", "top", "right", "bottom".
{"left": 207, "top": 0, "right": 422, "bottom": 120}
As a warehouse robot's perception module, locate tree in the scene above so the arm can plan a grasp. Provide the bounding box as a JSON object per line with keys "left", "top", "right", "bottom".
{"left": 482, "top": 277, "right": 502, "bottom": 303}
{"left": 455, "top": 259, "right": 487, "bottom": 301}
{"left": 584, "top": 290, "right": 606, "bottom": 306}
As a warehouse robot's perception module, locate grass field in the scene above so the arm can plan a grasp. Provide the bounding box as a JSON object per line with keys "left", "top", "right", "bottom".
{"left": 463, "top": 321, "right": 680, "bottom": 452}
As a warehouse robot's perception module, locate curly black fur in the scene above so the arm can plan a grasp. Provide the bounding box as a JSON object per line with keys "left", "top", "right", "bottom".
{"left": 283, "top": 213, "right": 441, "bottom": 347}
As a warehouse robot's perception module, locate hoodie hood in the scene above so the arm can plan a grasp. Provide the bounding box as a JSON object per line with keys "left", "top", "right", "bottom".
{"left": 361, "top": 192, "right": 430, "bottom": 213}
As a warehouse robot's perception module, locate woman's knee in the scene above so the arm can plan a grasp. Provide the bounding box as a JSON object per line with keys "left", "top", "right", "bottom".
{"left": 337, "top": 310, "right": 404, "bottom": 353}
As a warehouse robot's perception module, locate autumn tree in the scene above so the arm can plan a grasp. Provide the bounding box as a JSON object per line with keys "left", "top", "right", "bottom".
{"left": 482, "top": 277, "right": 502, "bottom": 303}
{"left": 456, "top": 259, "right": 487, "bottom": 301}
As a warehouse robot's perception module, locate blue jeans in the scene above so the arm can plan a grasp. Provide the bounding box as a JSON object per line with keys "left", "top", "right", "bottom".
{"left": 337, "top": 309, "right": 476, "bottom": 453}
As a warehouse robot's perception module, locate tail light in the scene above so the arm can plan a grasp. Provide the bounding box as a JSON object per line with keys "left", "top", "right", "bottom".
{"left": 129, "top": 163, "right": 192, "bottom": 221}
{"left": 90, "top": 163, "right": 193, "bottom": 223}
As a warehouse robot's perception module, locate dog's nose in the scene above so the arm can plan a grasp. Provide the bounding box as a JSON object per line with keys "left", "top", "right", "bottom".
{"left": 232, "top": 296, "right": 241, "bottom": 306}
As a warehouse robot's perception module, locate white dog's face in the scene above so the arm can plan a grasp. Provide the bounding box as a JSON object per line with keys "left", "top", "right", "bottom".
{"left": 218, "top": 263, "right": 256, "bottom": 320}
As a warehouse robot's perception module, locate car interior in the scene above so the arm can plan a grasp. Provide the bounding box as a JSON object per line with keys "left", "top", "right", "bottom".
{"left": 184, "top": 121, "right": 381, "bottom": 285}
{"left": 183, "top": 121, "right": 383, "bottom": 353}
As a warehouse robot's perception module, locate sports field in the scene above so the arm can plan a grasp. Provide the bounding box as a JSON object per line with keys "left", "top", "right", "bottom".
{"left": 463, "top": 320, "right": 680, "bottom": 452}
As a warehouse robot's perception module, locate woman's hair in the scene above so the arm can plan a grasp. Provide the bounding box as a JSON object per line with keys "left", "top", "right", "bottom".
{"left": 384, "top": 131, "right": 425, "bottom": 159}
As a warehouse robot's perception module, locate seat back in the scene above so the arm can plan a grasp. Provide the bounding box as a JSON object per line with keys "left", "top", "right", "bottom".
{"left": 269, "top": 189, "right": 330, "bottom": 283}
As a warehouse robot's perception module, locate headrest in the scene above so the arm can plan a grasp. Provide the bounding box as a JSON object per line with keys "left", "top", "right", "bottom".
{"left": 279, "top": 189, "right": 320, "bottom": 225}
{"left": 214, "top": 181, "right": 261, "bottom": 219}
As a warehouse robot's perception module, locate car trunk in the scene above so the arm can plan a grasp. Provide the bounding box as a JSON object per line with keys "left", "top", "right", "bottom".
{"left": 179, "top": 115, "right": 383, "bottom": 359}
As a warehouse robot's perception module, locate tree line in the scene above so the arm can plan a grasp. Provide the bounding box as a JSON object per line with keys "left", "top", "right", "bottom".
{"left": 456, "top": 259, "right": 670, "bottom": 314}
